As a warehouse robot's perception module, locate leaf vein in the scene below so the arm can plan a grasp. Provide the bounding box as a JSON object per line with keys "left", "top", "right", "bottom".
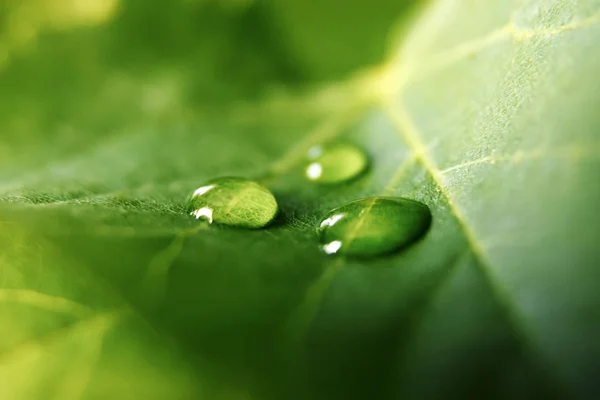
{"left": 440, "top": 144, "right": 600, "bottom": 174}
{"left": 392, "top": 10, "right": 600, "bottom": 93}
{"left": 382, "top": 97, "right": 568, "bottom": 390}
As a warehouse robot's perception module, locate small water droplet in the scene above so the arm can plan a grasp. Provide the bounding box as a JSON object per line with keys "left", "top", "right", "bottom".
{"left": 317, "top": 197, "right": 431, "bottom": 257}
{"left": 185, "top": 177, "right": 278, "bottom": 229}
{"left": 305, "top": 142, "right": 369, "bottom": 184}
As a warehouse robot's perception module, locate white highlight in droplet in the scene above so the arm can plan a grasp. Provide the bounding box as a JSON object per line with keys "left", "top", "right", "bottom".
{"left": 319, "top": 213, "right": 345, "bottom": 228}
{"left": 323, "top": 240, "right": 342, "bottom": 254}
{"left": 308, "top": 145, "right": 323, "bottom": 159}
{"left": 193, "top": 185, "right": 215, "bottom": 197}
{"left": 306, "top": 162, "right": 323, "bottom": 180}
{"left": 191, "top": 207, "right": 213, "bottom": 223}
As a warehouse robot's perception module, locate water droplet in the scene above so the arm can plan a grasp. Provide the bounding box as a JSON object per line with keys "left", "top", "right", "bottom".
{"left": 185, "top": 177, "right": 278, "bottom": 229}
{"left": 305, "top": 142, "right": 369, "bottom": 184}
{"left": 317, "top": 197, "right": 431, "bottom": 257}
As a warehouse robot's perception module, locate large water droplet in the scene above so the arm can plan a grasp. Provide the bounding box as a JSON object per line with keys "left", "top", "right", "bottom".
{"left": 317, "top": 197, "right": 431, "bottom": 257}
{"left": 185, "top": 177, "right": 278, "bottom": 229}
{"left": 305, "top": 142, "right": 369, "bottom": 184}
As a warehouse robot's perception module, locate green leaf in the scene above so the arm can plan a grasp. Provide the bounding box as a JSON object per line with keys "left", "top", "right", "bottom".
{"left": 1, "top": 0, "right": 600, "bottom": 399}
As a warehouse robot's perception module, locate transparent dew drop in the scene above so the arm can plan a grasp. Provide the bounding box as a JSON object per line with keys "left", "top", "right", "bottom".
{"left": 317, "top": 197, "right": 432, "bottom": 257}
{"left": 305, "top": 142, "right": 369, "bottom": 184}
{"left": 185, "top": 177, "right": 278, "bottom": 229}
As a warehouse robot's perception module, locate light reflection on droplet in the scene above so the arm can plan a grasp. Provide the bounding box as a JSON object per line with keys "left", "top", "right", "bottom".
{"left": 323, "top": 240, "right": 343, "bottom": 254}
{"left": 306, "top": 163, "right": 323, "bottom": 180}
{"left": 193, "top": 185, "right": 215, "bottom": 197}
{"left": 190, "top": 207, "right": 213, "bottom": 223}
{"left": 307, "top": 145, "right": 323, "bottom": 159}
{"left": 319, "top": 213, "right": 345, "bottom": 228}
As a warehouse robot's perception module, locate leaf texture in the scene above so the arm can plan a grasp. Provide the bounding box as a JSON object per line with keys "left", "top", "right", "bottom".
{"left": 1, "top": 0, "right": 600, "bottom": 399}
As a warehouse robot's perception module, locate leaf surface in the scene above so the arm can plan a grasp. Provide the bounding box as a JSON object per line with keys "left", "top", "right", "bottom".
{"left": 1, "top": 0, "right": 600, "bottom": 399}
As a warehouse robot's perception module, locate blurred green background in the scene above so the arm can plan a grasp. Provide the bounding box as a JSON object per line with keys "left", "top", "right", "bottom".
{"left": 0, "top": 0, "right": 418, "bottom": 176}
{"left": 0, "top": 0, "right": 418, "bottom": 104}
{"left": 0, "top": 1, "right": 421, "bottom": 399}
